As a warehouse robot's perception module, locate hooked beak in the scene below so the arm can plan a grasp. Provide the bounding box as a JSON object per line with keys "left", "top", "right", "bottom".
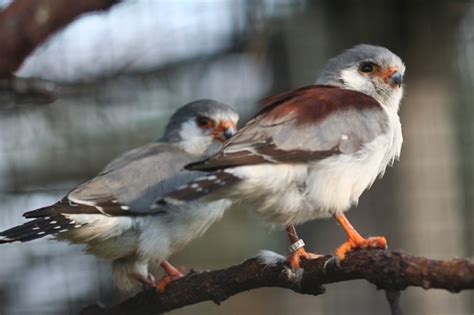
{"left": 223, "top": 127, "right": 235, "bottom": 139}
{"left": 389, "top": 71, "right": 403, "bottom": 87}
{"left": 212, "top": 121, "right": 236, "bottom": 142}
{"left": 381, "top": 67, "right": 403, "bottom": 88}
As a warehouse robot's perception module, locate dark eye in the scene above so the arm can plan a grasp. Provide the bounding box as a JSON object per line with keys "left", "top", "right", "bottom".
{"left": 196, "top": 115, "right": 212, "bottom": 127}
{"left": 359, "top": 62, "right": 374, "bottom": 73}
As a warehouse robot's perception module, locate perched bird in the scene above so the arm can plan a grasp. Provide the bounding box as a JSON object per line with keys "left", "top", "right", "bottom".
{"left": 161, "top": 44, "right": 405, "bottom": 267}
{"left": 0, "top": 100, "right": 239, "bottom": 292}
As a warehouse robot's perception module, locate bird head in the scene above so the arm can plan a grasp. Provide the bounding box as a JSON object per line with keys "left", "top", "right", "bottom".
{"left": 316, "top": 44, "right": 405, "bottom": 110}
{"left": 161, "top": 99, "right": 239, "bottom": 156}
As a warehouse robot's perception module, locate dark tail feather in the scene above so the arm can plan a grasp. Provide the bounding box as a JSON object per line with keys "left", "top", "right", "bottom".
{"left": 23, "top": 204, "right": 58, "bottom": 219}
{"left": 157, "top": 170, "right": 241, "bottom": 205}
{"left": 0, "top": 214, "right": 79, "bottom": 243}
{"left": 24, "top": 198, "right": 99, "bottom": 218}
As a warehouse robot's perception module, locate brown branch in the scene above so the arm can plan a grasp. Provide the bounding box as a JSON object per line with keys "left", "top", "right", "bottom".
{"left": 80, "top": 249, "right": 474, "bottom": 315}
{"left": 0, "top": 0, "right": 120, "bottom": 78}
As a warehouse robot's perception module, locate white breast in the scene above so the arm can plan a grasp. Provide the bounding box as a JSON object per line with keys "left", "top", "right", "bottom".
{"left": 303, "top": 133, "right": 392, "bottom": 219}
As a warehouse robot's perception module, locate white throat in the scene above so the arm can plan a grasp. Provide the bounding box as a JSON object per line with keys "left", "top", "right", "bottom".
{"left": 178, "top": 120, "right": 214, "bottom": 156}
{"left": 382, "top": 87, "right": 403, "bottom": 112}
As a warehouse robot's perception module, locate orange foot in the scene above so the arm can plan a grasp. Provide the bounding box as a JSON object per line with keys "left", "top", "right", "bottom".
{"left": 155, "top": 260, "right": 185, "bottom": 293}
{"left": 156, "top": 272, "right": 184, "bottom": 293}
{"left": 334, "top": 235, "right": 387, "bottom": 260}
{"left": 288, "top": 247, "right": 322, "bottom": 269}
{"left": 333, "top": 212, "right": 387, "bottom": 261}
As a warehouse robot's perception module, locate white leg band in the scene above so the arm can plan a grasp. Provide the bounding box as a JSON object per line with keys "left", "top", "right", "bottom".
{"left": 288, "top": 239, "right": 305, "bottom": 253}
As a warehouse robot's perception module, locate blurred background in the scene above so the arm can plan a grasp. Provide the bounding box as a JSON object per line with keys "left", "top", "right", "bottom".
{"left": 0, "top": 0, "right": 473, "bottom": 314}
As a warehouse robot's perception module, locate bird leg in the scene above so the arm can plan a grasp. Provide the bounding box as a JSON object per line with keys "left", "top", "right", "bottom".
{"left": 334, "top": 213, "right": 387, "bottom": 260}
{"left": 286, "top": 225, "right": 322, "bottom": 269}
{"left": 155, "top": 260, "right": 185, "bottom": 293}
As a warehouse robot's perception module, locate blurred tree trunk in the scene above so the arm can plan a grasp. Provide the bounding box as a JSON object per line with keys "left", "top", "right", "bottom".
{"left": 0, "top": 0, "right": 118, "bottom": 78}
{"left": 457, "top": 6, "right": 474, "bottom": 312}
{"left": 393, "top": 1, "right": 472, "bottom": 314}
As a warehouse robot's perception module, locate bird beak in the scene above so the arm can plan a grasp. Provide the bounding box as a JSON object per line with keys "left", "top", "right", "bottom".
{"left": 381, "top": 67, "right": 403, "bottom": 88}
{"left": 212, "top": 121, "right": 236, "bottom": 142}
{"left": 389, "top": 71, "right": 403, "bottom": 87}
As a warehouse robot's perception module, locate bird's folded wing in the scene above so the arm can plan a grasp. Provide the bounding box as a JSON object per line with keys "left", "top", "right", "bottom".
{"left": 186, "top": 85, "right": 389, "bottom": 171}
{"left": 25, "top": 143, "right": 203, "bottom": 218}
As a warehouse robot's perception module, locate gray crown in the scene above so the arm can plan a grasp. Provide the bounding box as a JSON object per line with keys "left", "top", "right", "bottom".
{"left": 316, "top": 44, "right": 405, "bottom": 86}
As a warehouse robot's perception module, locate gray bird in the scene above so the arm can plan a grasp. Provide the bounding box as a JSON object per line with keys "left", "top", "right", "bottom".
{"left": 160, "top": 44, "right": 405, "bottom": 267}
{"left": 0, "top": 100, "right": 239, "bottom": 292}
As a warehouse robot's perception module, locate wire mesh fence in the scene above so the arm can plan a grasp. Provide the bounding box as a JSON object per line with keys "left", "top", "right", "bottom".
{"left": 0, "top": 0, "right": 473, "bottom": 314}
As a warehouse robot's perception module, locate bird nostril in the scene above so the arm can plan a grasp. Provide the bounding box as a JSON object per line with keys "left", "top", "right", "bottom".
{"left": 223, "top": 128, "right": 235, "bottom": 139}
{"left": 390, "top": 72, "right": 403, "bottom": 87}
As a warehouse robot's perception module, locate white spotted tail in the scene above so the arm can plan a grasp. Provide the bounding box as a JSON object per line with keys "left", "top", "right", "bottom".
{"left": 0, "top": 214, "right": 84, "bottom": 243}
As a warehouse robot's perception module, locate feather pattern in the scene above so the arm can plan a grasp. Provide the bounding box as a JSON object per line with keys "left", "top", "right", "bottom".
{"left": 68, "top": 143, "right": 206, "bottom": 214}
{"left": 0, "top": 214, "right": 82, "bottom": 243}
{"left": 160, "top": 170, "right": 242, "bottom": 203}
{"left": 186, "top": 86, "right": 387, "bottom": 171}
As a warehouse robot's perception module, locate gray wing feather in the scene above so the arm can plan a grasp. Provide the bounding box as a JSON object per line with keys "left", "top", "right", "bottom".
{"left": 267, "top": 108, "right": 388, "bottom": 154}
{"left": 199, "top": 107, "right": 388, "bottom": 168}
{"left": 68, "top": 143, "right": 204, "bottom": 214}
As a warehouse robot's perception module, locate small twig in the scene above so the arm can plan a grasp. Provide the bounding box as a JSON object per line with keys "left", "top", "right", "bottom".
{"left": 80, "top": 249, "right": 474, "bottom": 315}
{"left": 385, "top": 289, "right": 403, "bottom": 315}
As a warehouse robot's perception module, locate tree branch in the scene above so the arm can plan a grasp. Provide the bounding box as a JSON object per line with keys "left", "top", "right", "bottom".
{"left": 80, "top": 249, "right": 474, "bottom": 315}
{"left": 0, "top": 0, "right": 119, "bottom": 78}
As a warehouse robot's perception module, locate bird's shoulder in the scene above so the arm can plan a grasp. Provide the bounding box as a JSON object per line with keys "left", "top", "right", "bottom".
{"left": 256, "top": 85, "right": 383, "bottom": 126}
{"left": 102, "top": 142, "right": 193, "bottom": 173}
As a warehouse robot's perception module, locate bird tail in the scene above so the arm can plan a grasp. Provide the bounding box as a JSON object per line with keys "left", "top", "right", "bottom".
{"left": 156, "top": 170, "right": 241, "bottom": 205}
{"left": 0, "top": 214, "right": 79, "bottom": 244}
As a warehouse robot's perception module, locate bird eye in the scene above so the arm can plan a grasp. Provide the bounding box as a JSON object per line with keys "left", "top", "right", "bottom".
{"left": 196, "top": 115, "right": 212, "bottom": 128}
{"left": 359, "top": 62, "right": 375, "bottom": 73}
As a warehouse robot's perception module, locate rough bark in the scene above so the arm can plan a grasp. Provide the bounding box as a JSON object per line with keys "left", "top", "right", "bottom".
{"left": 80, "top": 249, "right": 474, "bottom": 315}
{"left": 0, "top": 0, "right": 119, "bottom": 78}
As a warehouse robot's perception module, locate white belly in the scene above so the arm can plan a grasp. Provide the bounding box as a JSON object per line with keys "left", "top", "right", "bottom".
{"left": 61, "top": 199, "right": 230, "bottom": 262}
{"left": 135, "top": 199, "right": 230, "bottom": 260}
{"left": 229, "top": 134, "right": 396, "bottom": 226}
